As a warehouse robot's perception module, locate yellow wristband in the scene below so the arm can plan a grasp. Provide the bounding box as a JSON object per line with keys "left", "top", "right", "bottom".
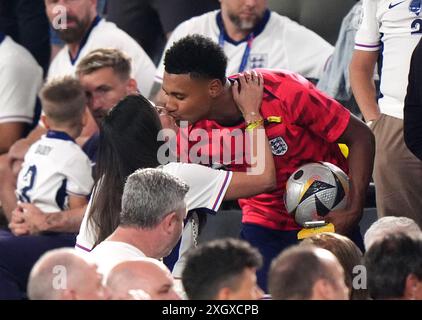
{"left": 246, "top": 119, "right": 264, "bottom": 131}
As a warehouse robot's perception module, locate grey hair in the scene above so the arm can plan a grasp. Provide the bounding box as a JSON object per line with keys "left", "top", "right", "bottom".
{"left": 120, "top": 168, "right": 189, "bottom": 228}
{"left": 27, "top": 248, "right": 89, "bottom": 300}
{"left": 364, "top": 216, "right": 421, "bottom": 250}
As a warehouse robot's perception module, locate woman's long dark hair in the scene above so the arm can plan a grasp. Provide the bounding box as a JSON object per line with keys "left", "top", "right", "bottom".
{"left": 88, "top": 95, "right": 164, "bottom": 246}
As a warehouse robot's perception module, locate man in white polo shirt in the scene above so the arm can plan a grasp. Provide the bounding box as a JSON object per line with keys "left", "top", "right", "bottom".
{"left": 151, "top": 0, "right": 333, "bottom": 101}
{"left": 90, "top": 168, "right": 189, "bottom": 280}
{"left": 350, "top": 0, "right": 422, "bottom": 227}
{"left": 0, "top": 33, "right": 42, "bottom": 154}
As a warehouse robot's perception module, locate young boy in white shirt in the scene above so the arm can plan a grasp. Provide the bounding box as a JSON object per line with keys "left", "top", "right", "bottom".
{"left": 16, "top": 77, "right": 94, "bottom": 215}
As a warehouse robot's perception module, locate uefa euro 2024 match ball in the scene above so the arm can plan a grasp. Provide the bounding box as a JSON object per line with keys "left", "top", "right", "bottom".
{"left": 284, "top": 162, "right": 349, "bottom": 227}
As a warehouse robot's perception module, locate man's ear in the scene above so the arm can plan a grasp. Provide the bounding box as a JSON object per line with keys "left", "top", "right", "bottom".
{"left": 162, "top": 211, "right": 177, "bottom": 234}
{"left": 404, "top": 273, "right": 419, "bottom": 300}
{"left": 60, "top": 289, "right": 76, "bottom": 300}
{"left": 215, "top": 287, "right": 232, "bottom": 300}
{"left": 90, "top": 0, "right": 98, "bottom": 13}
{"left": 41, "top": 115, "right": 50, "bottom": 129}
{"left": 208, "top": 79, "right": 224, "bottom": 98}
{"left": 311, "top": 279, "right": 335, "bottom": 300}
{"left": 126, "top": 78, "right": 139, "bottom": 95}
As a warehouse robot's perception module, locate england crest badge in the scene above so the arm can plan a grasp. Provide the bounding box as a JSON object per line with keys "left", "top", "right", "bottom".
{"left": 269, "top": 137, "right": 288, "bottom": 156}
{"left": 249, "top": 54, "right": 268, "bottom": 68}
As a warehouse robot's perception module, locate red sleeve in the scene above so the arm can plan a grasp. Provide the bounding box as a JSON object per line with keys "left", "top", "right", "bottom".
{"left": 282, "top": 76, "right": 350, "bottom": 143}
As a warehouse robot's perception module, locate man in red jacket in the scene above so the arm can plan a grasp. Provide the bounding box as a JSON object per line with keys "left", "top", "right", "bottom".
{"left": 161, "top": 34, "right": 375, "bottom": 291}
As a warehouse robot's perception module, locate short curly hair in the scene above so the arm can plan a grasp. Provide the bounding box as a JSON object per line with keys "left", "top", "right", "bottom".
{"left": 164, "top": 34, "right": 227, "bottom": 83}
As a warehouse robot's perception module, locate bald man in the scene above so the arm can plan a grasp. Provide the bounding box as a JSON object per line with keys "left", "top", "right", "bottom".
{"left": 27, "top": 248, "right": 109, "bottom": 300}
{"left": 106, "top": 258, "right": 181, "bottom": 300}
{"left": 269, "top": 245, "right": 349, "bottom": 300}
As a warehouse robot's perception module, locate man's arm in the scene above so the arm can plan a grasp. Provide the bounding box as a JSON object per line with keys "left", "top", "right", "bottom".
{"left": 0, "top": 35, "right": 44, "bottom": 153}
{"left": 68, "top": 195, "right": 89, "bottom": 211}
{"left": 404, "top": 39, "right": 422, "bottom": 160}
{"left": 0, "top": 153, "right": 19, "bottom": 221}
{"left": 324, "top": 114, "right": 375, "bottom": 235}
{"left": 404, "top": 104, "right": 422, "bottom": 160}
{"left": 9, "top": 203, "right": 86, "bottom": 235}
{"left": 0, "top": 122, "right": 27, "bottom": 154}
{"left": 8, "top": 125, "right": 46, "bottom": 161}
{"left": 349, "top": 50, "right": 380, "bottom": 122}
{"left": 0, "top": 125, "right": 47, "bottom": 221}
{"left": 43, "top": 206, "right": 86, "bottom": 233}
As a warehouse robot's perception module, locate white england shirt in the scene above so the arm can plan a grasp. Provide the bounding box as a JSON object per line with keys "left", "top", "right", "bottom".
{"left": 75, "top": 162, "right": 232, "bottom": 277}
{"left": 16, "top": 131, "right": 94, "bottom": 213}
{"left": 48, "top": 17, "right": 156, "bottom": 97}
{"left": 355, "top": 0, "right": 422, "bottom": 119}
{"left": 0, "top": 35, "right": 42, "bottom": 124}
{"left": 155, "top": 10, "right": 333, "bottom": 82}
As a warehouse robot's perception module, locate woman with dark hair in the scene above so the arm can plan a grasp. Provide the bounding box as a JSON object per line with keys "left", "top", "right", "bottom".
{"left": 84, "top": 94, "right": 164, "bottom": 246}
{"left": 76, "top": 71, "right": 276, "bottom": 278}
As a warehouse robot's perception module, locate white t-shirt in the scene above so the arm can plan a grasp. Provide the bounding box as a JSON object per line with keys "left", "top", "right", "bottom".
{"left": 90, "top": 241, "right": 146, "bottom": 280}
{"left": 16, "top": 131, "right": 94, "bottom": 213}
{"left": 76, "top": 162, "right": 232, "bottom": 277}
{"left": 355, "top": 0, "right": 422, "bottom": 119}
{"left": 155, "top": 10, "right": 333, "bottom": 82}
{"left": 0, "top": 35, "right": 42, "bottom": 124}
{"left": 48, "top": 18, "right": 156, "bottom": 97}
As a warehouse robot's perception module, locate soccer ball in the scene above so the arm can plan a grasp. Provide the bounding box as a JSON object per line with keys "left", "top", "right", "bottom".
{"left": 284, "top": 162, "right": 349, "bottom": 226}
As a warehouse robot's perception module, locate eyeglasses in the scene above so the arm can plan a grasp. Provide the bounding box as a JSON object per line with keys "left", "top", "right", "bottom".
{"left": 410, "top": 0, "right": 422, "bottom": 15}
